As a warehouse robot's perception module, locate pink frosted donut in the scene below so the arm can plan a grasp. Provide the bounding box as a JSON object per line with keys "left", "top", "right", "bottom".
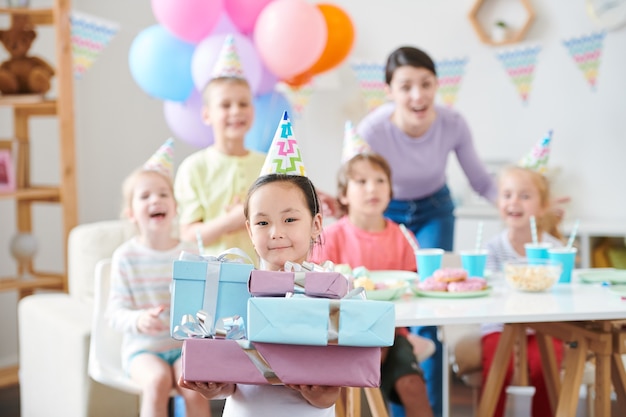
{"left": 417, "top": 277, "right": 448, "bottom": 291}
{"left": 448, "top": 277, "right": 487, "bottom": 292}
{"left": 432, "top": 268, "right": 468, "bottom": 283}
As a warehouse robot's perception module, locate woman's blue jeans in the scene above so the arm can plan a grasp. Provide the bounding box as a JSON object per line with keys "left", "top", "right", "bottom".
{"left": 385, "top": 185, "right": 455, "bottom": 417}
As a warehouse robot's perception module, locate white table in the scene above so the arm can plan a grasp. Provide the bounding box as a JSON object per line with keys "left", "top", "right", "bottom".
{"left": 393, "top": 277, "right": 626, "bottom": 417}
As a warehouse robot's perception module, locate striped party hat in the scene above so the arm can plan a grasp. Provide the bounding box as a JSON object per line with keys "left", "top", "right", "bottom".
{"left": 519, "top": 130, "right": 552, "bottom": 174}
{"left": 144, "top": 138, "right": 174, "bottom": 178}
{"left": 211, "top": 34, "right": 245, "bottom": 78}
{"left": 259, "top": 111, "right": 306, "bottom": 176}
{"left": 341, "top": 120, "right": 371, "bottom": 163}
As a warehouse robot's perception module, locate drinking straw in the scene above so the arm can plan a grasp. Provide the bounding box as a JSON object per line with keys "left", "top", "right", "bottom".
{"left": 530, "top": 216, "right": 538, "bottom": 245}
{"left": 567, "top": 219, "right": 580, "bottom": 249}
{"left": 399, "top": 224, "right": 420, "bottom": 253}
{"left": 196, "top": 229, "right": 204, "bottom": 255}
{"left": 475, "top": 221, "right": 484, "bottom": 252}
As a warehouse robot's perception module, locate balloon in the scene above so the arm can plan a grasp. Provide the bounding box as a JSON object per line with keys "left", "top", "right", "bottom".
{"left": 245, "top": 91, "right": 292, "bottom": 153}
{"left": 164, "top": 90, "right": 215, "bottom": 148}
{"left": 308, "top": 4, "right": 355, "bottom": 75}
{"left": 211, "top": 12, "right": 239, "bottom": 35}
{"left": 129, "top": 25, "right": 195, "bottom": 102}
{"left": 192, "top": 33, "right": 263, "bottom": 94}
{"left": 256, "top": 62, "right": 279, "bottom": 95}
{"left": 283, "top": 72, "right": 313, "bottom": 88}
{"left": 254, "top": 0, "right": 327, "bottom": 80}
{"left": 224, "top": 0, "right": 275, "bottom": 35}
{"left": 151, "top": 0, "right": 223, "bottom": 43}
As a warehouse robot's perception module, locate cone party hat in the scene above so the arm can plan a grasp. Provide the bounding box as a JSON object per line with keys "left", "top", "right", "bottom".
{"left": 341, "top": 120, "right": 372, "bottom": 163}
{"left": 211, "top": 34, "right": 245, "bottom": 78}
{"left": 259, "top": 111, "right": 306, "bottom": 176}
{"left": 144, "top": 138, "right": 174, "bottom": 178}
{"left": 518, "top": 130, "right": 552, "bottom": 174}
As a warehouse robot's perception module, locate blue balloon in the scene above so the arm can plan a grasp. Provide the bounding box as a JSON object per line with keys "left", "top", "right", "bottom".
{"left": 245, "top": 91, "right": 293, "bottom": 153}
{"left": 129, "top": 25, "right": 195, "bottom": 102}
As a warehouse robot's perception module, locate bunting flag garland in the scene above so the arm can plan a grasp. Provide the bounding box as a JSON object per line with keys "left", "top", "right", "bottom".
{"left": 435, "top": 57, "right": 469, "bottom": 108}
{"left": 278, "top": 81, "right": 315, "bottom": 119}
{"left": 70, "top": 11, "right": 120, "bottom": 80}
{"left": 351, "top": 62, "right": 387, "bottom": 112}
{"left": 562, "top": 31, "right": 606, "bottom": 91}
{"left": 495, "top": 45, "right": 542, "bottom": 105}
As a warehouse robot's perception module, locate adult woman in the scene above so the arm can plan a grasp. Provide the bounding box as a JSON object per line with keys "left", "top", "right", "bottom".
{"left": 357, "top": 46, "right": 497, "bottom": 417}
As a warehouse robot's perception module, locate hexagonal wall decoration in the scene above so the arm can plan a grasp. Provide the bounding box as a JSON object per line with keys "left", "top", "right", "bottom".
{"left": 468, "top": 0, "right": 535, "bottom": 46}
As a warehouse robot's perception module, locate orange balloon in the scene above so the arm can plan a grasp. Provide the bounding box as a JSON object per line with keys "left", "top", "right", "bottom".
{"left": 309, "top": 4, "right": 355, "bottom": 75}
{"left": 284, "top": 71, "right": 314, "bottom": 88}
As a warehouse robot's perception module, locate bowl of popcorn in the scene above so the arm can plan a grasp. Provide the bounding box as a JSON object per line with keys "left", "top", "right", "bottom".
{"left": 504, "top": 259, "right": 562, "bottom": 292}
{"left": 351, "top": 267, "right": 417, "bottom": 300}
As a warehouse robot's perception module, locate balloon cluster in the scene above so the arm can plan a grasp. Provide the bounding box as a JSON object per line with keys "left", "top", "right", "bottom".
{"left": 129, "top": 0, "right": 355, "bottom": 151}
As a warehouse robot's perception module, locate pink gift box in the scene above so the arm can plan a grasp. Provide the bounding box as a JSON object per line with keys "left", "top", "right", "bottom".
{"left": 248, "top": 270, "right": 349, "bottom": 299}
{"left": 182, "top": 338, "right": 381, "bottom": 387}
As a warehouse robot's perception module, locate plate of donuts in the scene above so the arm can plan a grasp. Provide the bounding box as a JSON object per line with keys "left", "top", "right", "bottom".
{"left": 412, "top": 268, "right": 492, "bottom": 298}
{"left": 353, "top": 270, "right": 417, "bottom": 301}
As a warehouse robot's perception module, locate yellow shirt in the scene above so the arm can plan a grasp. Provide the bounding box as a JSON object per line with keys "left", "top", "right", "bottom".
{"left": 174, "top": 146, "right": 265, "bottom": 261}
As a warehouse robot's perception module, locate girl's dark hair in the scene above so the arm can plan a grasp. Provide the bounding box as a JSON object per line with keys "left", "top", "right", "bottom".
{"left": 244, "top": 174, "right": 321, "bottom": 219}
{"left": 385, "top": 46, "right": 437, "bottom": 84}
{"left": 336, "top": 153, "right": 393, "bottom": 217}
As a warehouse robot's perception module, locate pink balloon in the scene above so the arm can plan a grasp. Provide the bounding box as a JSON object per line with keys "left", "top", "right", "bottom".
{"left": 151, "top": 0, "right": 224, "bottom": 43}
{"left": 224, "top": 0, "right": 275, "bottom": 35}
{"left": 164, "top": 90, "right": 214, "bottom": 148}
{"left": 192, "top": 33, "right": 262, "bottom": 94}
{"left": 211, "top": 12, "right": 239, "bottom": 35}
{"left": 254, "top": 0, "right": 327, "bottom": 80}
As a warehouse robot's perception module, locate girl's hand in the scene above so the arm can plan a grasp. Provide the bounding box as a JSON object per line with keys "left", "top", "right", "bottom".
{"left": 286, "top": 384, "right": 341, "bottom": 409}
{"left": 136, "top": 306, "right": 168, "bottom": 335}
{"left": 178, "top": 376, "right": 235, "bottom": 400}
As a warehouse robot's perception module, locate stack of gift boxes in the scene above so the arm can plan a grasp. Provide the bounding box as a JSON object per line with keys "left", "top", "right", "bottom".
{"left": 170, "top": 252, "right": 395, "bottom": 387}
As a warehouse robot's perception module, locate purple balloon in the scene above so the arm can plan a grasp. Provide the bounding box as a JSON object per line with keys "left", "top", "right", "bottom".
{"left": 256, "top": 62, "right": 278, "bottom": 95}
{"left": 191, "top": 33, "right": 263, "bottom": 94}
{"left": 211, "top": 12, "right": 239, "bottom": 35}
{"left": 163, "top": 90, "right": 214, "bottom": 148}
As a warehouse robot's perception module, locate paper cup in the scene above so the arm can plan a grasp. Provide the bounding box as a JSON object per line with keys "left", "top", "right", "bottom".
{"left": 524, "top": 242, "right": 552, "bottom": 264}
{"left": 416, "top": 249, "right": 444, "bottom": 281}
{"left": 460, "top": 250, "right": 488, "bottom": 278}
{"left": 548, "top": 247, "right": 577, "bottom": 284}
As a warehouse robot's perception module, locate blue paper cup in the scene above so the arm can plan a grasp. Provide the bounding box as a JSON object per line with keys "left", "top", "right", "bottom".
{"left": 548, "top": 247, "right": 577, "bottom": 283}
{"left": 524, "top": 243, "right": 553, "bottom": 264}
{"left": 416, "top": 249, "right": 444, "bottom": 281}
{"left": 460, "top": 250, "right": 488, "bottom": 278}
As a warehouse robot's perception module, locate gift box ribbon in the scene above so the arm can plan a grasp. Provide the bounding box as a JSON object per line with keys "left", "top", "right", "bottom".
{"left": 173, "top": 310, "right": 246, "bottom": 341}
{"left": 236, "top": 340, "right": 282, "bottom": 385}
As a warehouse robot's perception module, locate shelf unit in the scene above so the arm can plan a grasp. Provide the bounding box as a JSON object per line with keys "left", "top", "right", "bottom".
{"left": 468, "top": 0, "right": 535, "bottom": 46}
{"left": 0, "top": 0, "right": 76, "bottom": 388}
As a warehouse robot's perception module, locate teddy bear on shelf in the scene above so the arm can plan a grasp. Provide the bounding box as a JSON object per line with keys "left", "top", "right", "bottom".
{"left": 0, "top": 17, "right": 55, "bottom": 96}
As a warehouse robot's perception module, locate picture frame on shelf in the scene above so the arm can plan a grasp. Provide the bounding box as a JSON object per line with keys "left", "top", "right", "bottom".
{"left": 0, "top": 149, "right": 15, "bottom": 192}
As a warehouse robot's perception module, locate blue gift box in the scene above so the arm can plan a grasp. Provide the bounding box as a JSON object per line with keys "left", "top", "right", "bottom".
{"left": 247, "top": 297, "right": 395, "bottom": 347}
{"left": 170, "top": 253, "right": 254, "bottom": 336}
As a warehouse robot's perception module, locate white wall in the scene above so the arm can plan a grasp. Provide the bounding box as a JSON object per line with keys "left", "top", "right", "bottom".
{"left": 1, "top": 0, "right": 625, "bottom": 367}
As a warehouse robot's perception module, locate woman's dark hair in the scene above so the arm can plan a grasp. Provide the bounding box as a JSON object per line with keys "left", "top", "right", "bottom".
{"left": 336, "top": 153, "right": 393, "bottom": 217}
{"left": 385, "top": 46, "right": 437, "bottom": 84}
{"left": 244, "top": 174, "right": 321, "bottom": 219}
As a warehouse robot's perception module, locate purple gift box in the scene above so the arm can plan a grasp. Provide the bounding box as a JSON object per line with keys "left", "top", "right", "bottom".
{"left": 181, "top": 338, "right": 381, "bottom": 387}
{"left": 248, "top": 270, "right": 350, "bottom": 299}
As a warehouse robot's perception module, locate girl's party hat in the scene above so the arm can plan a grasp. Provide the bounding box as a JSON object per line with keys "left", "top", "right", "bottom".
{"left": 211, "top": 34, "right": 245, "bottom": 78}
{"left": 518, "top": 130, "right": 552, "bottom": 174}
{"left": 144, "top": 138, "right": 174, "bottom": 178}
{"left": 259, "top": 111, "right": 306, "bottom": 177}
{"left": 341, "top": 120, "right": 371, "bottom": 163}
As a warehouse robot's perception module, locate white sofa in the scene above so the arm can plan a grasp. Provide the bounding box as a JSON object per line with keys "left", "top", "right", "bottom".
{"left": 18, "top": 220, "right": 139, "bottom": 417}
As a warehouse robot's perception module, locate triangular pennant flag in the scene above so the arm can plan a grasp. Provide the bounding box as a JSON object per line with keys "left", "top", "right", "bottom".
{"left": 70, "top": 11, "right": 120, "bottom": 80}
{"left": 259, "top": 111, "right": 306, "bottom": 176}
{"left": 435, "top": 57, "right": 469, "bottom": 108}
{"left": 495, "top": 45, "right": 542, "bottom": 104}
{"left": 562, "top": 31, "right": 606, "bottom": 91}
{"left": 341, "top": 121, "right": 371, "bottom": 163}
{"left": 211, "top": 34, "right": 245, "bottom": 78}
{"left": 279, "top": 80, "right": 315, "bottom": 119}
{"left": 519, "top": 130, "right": 552, "bottom": 174}
{"left": 351, "top": 61, "right": 388, "bottom": 112}
{"left": 144, "top": 138, "right": 175, "bottom": 178}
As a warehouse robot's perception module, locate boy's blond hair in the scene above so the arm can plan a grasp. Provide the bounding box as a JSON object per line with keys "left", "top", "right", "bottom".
{"left": 498, "top": 165, "right": 562, "bottom": 240}
{"left": 201, "top": 76, "right": 251, "bottom": 106}
{"left": 120, "top": 168, "right": 174, "bottom": 219}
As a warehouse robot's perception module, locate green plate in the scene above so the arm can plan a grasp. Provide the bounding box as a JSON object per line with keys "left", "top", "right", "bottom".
{"left": 367, "top": 270, "right": 419, "bottom": 283}
{"left": 358, "top": 270, "right": 416, "bottom": 301}
{"left": 412, "top": 286, "right": 493, "bottom": 299}
{"left": 365, "top": 282, "right": 410, "bottom": 301}
{"left": 578, "top": 270, "right": 626, "bottom": 284}
{"left": 609, "top": 285, "right": 626, "bottom": 297}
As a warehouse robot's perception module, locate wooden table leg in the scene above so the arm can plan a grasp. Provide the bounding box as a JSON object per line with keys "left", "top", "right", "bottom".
{"left": 611, "top": 352, "right": 626, "bottom": 412}
{"left": 556, "top": 338, "right": 588, "bottom": 417}
{"left": 535, "top": 332, "right": 560, "bottom": 414}
{"left": 594, "top": 350, "right": 611, "bottom": 417}
{"left": 345, "top": 387, "right": 361, "bottom": 417}
{"left": 335, "top": 387, "right": 346, "bottom": 417}
{"left": 477, "top": 324, "right": 517, "bottom": 417}
{"left": 363, "top": 388, "right": 389, "bottom": 417}
{"left": 512, "top": 324, "right": 528, "bottom": 386}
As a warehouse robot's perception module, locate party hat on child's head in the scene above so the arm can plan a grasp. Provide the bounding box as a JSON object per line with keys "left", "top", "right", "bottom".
{"left": 211, "top": 34, "right": 245, "bottom": 79}
{"left": 144, "top": 138, "right": 174, "bottom": 178}
{"left": 518, "top": 130, "right": 552, "bottom": 174}
{"left": 259, "top": 111, "right": 307, "bottom": 176}
{"left": 341, "top": 120, "right": 371, "bottom": 163}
